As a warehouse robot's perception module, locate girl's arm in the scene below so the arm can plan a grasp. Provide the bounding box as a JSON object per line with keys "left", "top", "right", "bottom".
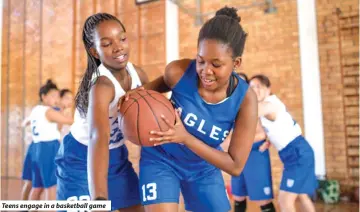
{"left": 258, "top": 101, "right": 278, "bottom": 120}
{"left": 152, "top": 88, "right": 258, "bottom": 176}
{"left": 87, "top": 76, "right": 114, "bottom": 200}
{"left": 143, "top": 59, "right": 191, "bottom": 92}
{"left": 182, "top": 88, "right": 258, "bottom": 176}
{"left": 46, "top": 109, "right": 73, "bottom": 125}
{"left": 21, "top": 116, "right": 31, "bottom": 127}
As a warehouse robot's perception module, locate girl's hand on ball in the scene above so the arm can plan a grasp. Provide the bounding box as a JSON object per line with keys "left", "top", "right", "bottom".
{"left": 149, "top": 109, "right": 192, "bottom": 146}
{"left": 117, "top": 86, "right": 144, "bottom": 111}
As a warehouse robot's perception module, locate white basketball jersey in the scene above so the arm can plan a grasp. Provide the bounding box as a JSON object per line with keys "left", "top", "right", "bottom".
{"left": 70, "top": 62, "right": 142, "bottom": 149}
{"left": 30, "top": 105, "right": 61, "bottom": 143}
{"left": 260, "top": 95, "right": 302, "bottom": 151}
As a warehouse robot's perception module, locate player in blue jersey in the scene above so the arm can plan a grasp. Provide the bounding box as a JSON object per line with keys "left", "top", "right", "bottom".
{"left": 21, "top": 80, "right": 73, "bottom": 200}
{"left": 120, "top": 6, "right": 258, "bottom": 212}
{"left": 250, "top": 74, "right": 317, "bottom": 212}
{"left": 221, "top": 73, "right": 276, "bottom": 212}
{"left": 230, "top": 122, "right": 275, "bottom": 212}
{"left": 55, "top": 13, "right": 148, "bottom": 211}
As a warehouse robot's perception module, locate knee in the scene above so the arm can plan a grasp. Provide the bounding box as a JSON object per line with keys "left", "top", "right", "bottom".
{"left": 32, "top": 188, "right": 43, "bottom": 195}
{"left": 30, "top": 187, "right": 44, "bottom": 200}
{"left": 256, "top": 199, "right": 273, "bottom": 207}
{"left": 278, "top": 198, "right": 294, "bottom": 211}
{"left": 233, "top": 195, "right": 246, "bottom": 202}
{"left": 45, "top": 185, "right": 57, "bottom": 195}
{"left": 23, "top": 181, "right": 32, "bottom": 190}
{"left": 298, "top": 194, "right": 312, "bottom": 202}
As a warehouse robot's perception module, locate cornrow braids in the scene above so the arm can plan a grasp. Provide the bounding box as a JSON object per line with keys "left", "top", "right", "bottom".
{"left": 75, "top": 13, "right": 126, "bottom": 118}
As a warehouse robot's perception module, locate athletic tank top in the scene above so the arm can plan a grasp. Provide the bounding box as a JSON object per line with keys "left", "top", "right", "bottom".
{"left": 30, "top": 105, "right": 61, "bottom": 143}
{"left": 70, "top": 62, "right": 142, "bottom": 149}
{"left": 260, "top": 95, "right": 302, "bottom": 151}
{"left": 143, "top": 60, "right": 249, "bottom": 161}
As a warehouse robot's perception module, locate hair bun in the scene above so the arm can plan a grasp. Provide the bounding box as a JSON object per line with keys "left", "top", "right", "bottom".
{"left": 46, "top": 79, "right": 53, "bottom": 85}
{"left": 215, "top": 6, "right": 241, "bottom": 23}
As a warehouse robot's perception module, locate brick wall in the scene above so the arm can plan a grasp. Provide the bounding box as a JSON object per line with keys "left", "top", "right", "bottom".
{"left": 316, "top": 0, "right": 359, "bottom": 190}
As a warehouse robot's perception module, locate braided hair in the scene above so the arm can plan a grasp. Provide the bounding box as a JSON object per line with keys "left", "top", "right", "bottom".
{"left": 75, "top": 13, "right": 126, "bottom": 117}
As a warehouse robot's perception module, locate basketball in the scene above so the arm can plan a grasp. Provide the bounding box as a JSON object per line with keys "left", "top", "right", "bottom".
{"left": 118, "top": 90, "right": 176, "bottom": 146}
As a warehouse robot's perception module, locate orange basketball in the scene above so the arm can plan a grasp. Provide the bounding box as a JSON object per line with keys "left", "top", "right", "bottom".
{"left": 118, "top": 90, "right": 175, "bottom": 146}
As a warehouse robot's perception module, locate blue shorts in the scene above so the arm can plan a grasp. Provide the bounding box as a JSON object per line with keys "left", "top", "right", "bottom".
{"left": 22, "top": 142, "right": 34, "bottom": 181}
{"left": 31, "top": 140, "right": 60, "bottom": 188}
{"left": 140, "top": 147, "right": 231, "bottom": 212}
{"left": 279, "top": 135, "right": 318, "bottom": 194}
{"left": 231, "top": 140, "right": 274, "bottom": 201}
{"left": 55, "top": 133, "right": 141, "bottom": 211}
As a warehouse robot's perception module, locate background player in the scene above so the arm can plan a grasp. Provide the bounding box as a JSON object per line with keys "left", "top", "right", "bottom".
{"left": 226, "top": 73, "right": 275, "bottom": 212}
{"left": 250, "top": 74, "right": 317, "bottom": 212}
{"left": 23, "top": 80, "right": 73, "bottom": 200}
{"left": 58, "top": 89, "right": 74, "bottom": 139}
{"left": 20, "top": 82, "right": 63, "bottom": 200}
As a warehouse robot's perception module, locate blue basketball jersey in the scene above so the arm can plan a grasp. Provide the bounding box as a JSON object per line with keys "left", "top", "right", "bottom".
{"left": 142, "top": 60, "right": 248, "bottom": 163}
{"left": 139, "top": 60, "right": 249, "bottom": 211}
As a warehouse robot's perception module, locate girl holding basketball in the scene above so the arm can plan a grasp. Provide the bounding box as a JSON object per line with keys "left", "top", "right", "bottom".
{"left": 249, "top": 74, "right": 317, "bottom": 212}
{"left": 122, "top": 6, "right": 258, "bottom": 212}
{"left": 55, "top": 13, "right": 148, "bottom": 211}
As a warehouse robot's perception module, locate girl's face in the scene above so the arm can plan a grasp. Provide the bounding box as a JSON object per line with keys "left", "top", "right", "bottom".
{"left": 196, "top": 39, "right": 241, "bottom": 92}
{"left": 249, "top": 78, "right": 271, "bottom": 102}
{"left": 92, "top": 20, "right": 130, "bottom": 71}
{"left": 61, "top": 92, "right": 74, "bottom": 109}
{"left": 42, "top": 89, "right": 60, "bottom": 107}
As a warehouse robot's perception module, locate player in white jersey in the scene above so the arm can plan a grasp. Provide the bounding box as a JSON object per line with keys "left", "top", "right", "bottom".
{"left": 21, "top": 87, "right": 60, "bottom": 201}
{"left": 55, "top": 13, "right": 148, "bottom": 211}
{"left": 221, "top": 73, "right": 275, "bottom": 212}
{"left": 21, "top": 80, "right": 73, "bottom": 201}
{"left": 250, "top": 74, "right": 317, "bottom": 212}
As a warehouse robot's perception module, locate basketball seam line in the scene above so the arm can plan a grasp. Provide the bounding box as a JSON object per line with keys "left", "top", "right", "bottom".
{"left": 119, "top": 97, "right": 143, "bottom": 146}
{"left": 145, "top": 92, "right": 191, "bottom": 156}
{"left": 120, "top": 97, "right": 137, "bottom": 117}
{"left": 120, "top": 94, "right": 158, "bottom": 116}
{"left": 138, "top": 92, "right": 163, "bottom": 133}
{"left": 136, "top": 100, "right": 143, "bottom": 146}
{"left": 145, "top": 90, "right": 176, "bottom": 124}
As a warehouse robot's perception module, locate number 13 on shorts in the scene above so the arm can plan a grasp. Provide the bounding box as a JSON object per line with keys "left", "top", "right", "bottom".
{"left": 142, "top": 183, "right": 157, "bottom": 202}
